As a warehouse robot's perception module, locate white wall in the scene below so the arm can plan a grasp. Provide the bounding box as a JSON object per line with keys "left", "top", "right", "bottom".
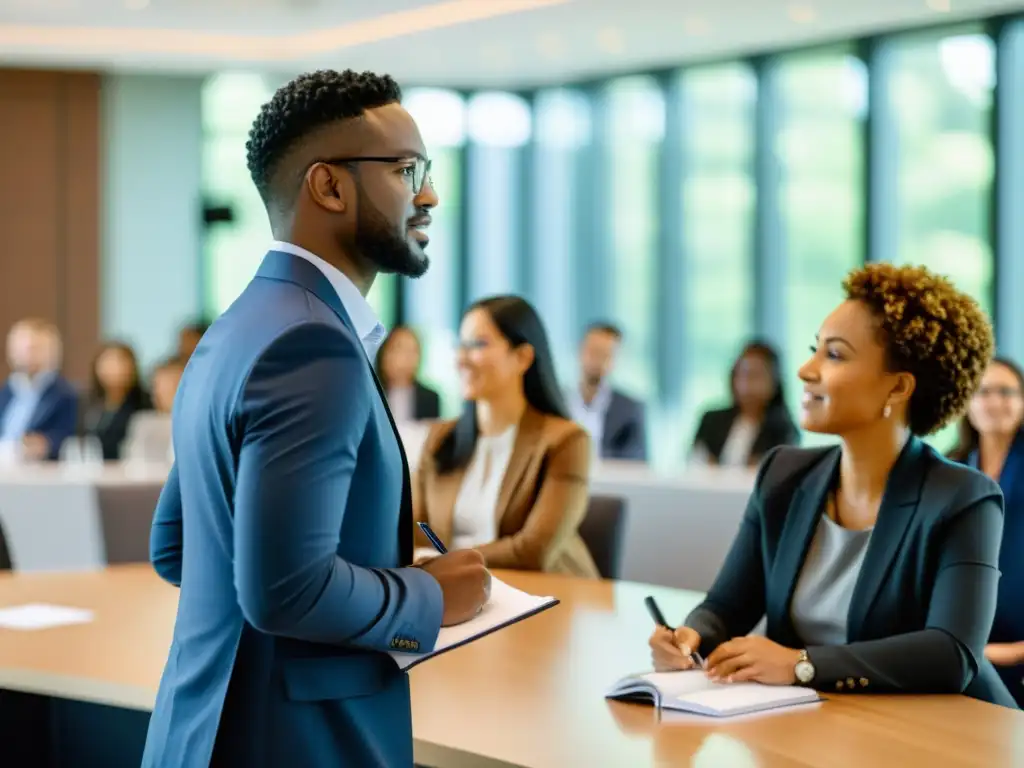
{"left": 101, "top": 74, "right": 204, "bottom": 370}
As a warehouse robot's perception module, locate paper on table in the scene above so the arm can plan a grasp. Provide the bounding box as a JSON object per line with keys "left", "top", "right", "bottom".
{"left": 0, "top": 603, "right": 95, "bottom": 630}
{"left": 389, "top": 575, "right": 558, "bottom": 671}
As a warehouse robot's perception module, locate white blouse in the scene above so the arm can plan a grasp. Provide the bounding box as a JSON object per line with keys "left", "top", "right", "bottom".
{"left": 718, "top": 416, "right": 759, "bottom": 467}
{"left": 450, "top": 424, "right": 518, "bottom": 551}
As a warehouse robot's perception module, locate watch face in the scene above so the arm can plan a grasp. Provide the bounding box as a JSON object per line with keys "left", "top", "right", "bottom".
{"left": 795, "top": 660, "right": 815, "bottom": 683}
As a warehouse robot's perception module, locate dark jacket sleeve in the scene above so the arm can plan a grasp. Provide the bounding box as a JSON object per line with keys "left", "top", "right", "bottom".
{"left": 805, "top": 499, "right": 1003, "bottom": 694}
{"left": 682, "top": 449, "right": 780, "bottom": 654}
{"left": 619, "top": 399, "right": 647, "bottom": 462}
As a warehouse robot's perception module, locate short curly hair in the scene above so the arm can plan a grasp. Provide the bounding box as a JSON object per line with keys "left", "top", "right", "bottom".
{"left": 843, "top": 263, "right": 994, "bottom": 436}
{"left": 245, "top": 69, "right": 402, "bottom": 205}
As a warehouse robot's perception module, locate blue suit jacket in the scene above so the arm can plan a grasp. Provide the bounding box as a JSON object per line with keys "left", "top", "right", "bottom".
{"left": 141, "top": 251, "right": 444, "bottom": 768}
{"left": 971, "top": 433, "right": 1024, "bottom": 707}
{"left": 0, "top": 375, "right": 78, "bottom": 460}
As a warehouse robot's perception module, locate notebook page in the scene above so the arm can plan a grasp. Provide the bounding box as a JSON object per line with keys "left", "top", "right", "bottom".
{"left": 660, "top": 676, "right": 817, "bottom": 717}
{"left": 389, "top": 576, "right": 557, "bottom": 671}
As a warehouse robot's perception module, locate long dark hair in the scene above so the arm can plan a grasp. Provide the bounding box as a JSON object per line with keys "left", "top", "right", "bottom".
{"left": 434, "top": 296, "right": 569, "bottom": 474}
{"left": 374, "top": 324, "right": 420, "bottom": 390}
{"left": 89, "top": 341, "right": 147, "bottom": 409}
{"left": 948, "top": 356, "right": 1024, "bottom": 463}
{"left": 730, "top": 340, "right": 787, "bottom": 410}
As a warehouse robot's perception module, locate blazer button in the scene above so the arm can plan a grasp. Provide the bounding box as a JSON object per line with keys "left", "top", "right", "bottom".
{"left": 859, "top": 678, "right": 869, "bottom": 688}
{"left": 846, "top": 678, "right": 856, "bottom": 688}
{"left": 836, "top": 680, "right": 845, "bottom": 690}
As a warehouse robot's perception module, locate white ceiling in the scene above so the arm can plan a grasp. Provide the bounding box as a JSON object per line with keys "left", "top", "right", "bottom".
{"left": 0, "top": 0, "right": 1022, "bottom": 87}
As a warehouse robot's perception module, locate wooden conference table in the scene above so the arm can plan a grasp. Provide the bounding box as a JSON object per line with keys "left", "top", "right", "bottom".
{"left": 0, "top": 568, "right": 1020, "bottom": 767}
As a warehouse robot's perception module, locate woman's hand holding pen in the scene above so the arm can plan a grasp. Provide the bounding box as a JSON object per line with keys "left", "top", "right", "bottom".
{"left": 649, "top": 626, "right": 702, "bottom": 672}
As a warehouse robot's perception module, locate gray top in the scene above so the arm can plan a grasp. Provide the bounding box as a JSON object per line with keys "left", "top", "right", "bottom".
{"left": 789, "top": 510, "right": 874, "bottom": 646}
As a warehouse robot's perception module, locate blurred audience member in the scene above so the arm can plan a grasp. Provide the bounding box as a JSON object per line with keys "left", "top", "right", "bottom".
{"left": 375, "top": 324, "right": 440, "bottom": 421}
{"left": 413, "top": 296, "right": 598, "bottom": 577}
{"left": 569, "top": 322, "right": 647, "bottom": 462}
{"left": 691, "top": 340, "right": 799, "bottom": 468}
{"left": 950, "top": 356, "right": 1024, "bottom": 707}
{"left": 80, "top": 342, "right": 152, "bottom": 460}
{"left": 176, "top": 321, "right": 209, "bottom": 363}
{"left": 0, "top": 319, "right": 77, "bottom": 461}
{"left": 151, "top": 358, "right": 184, "bottom": 414}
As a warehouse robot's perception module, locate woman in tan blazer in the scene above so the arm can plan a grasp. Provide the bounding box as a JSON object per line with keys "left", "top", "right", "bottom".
{"left": 413, "top": 296, "right": 599, "bottom": 578}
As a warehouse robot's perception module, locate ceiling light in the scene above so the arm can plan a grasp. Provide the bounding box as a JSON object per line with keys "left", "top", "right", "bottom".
{"left": 787, "top": 3, "right": 817, "bottom": 23}
{"left": 926, "top": 0, "right": 951, "bottom": 11}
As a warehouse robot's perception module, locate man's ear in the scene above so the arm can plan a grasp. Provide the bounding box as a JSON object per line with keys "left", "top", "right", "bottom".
{"left": 306, "top": 163, "right": 347, "bottom": 213}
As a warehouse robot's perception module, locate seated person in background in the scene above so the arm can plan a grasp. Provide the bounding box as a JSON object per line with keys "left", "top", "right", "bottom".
{"left": 691, "top": 340, "right": 799, "bottom": 468}
{"left": 650, "top": 263, "right": 1017, "bottom": 708}
{"left": 122, "top": 358, "right": 182, "bottom": 462}
{"left": 174, "top": 320, "right": 209, "bottom": 364}
{"left": 413, "top": 296, "right": 599, "bottom": 577}
{"left": 0, "top": 319, "right": 77, "bottom": 461}
{"left": 375, "top": 324, "right": 441, "bottom": 421}
{"left": 150, "top": 358, "right": 184, "bottom": 414}
{"left": 949, "top": 356, "right": 1024, "bottom": 708}
{"left": 79, "top": 341, "right": 152, "bottom": 460}
{"left": 569, "top": 322, "right": 647, "bottom": 462}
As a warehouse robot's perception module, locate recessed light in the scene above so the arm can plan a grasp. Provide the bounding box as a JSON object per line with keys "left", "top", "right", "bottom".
{"left": 596, "top": 27, "right": 624, "bottom": 54}
{"left": 788, "top": 3, "right": 817, "bottom": 23}
{"left": 926, "top": 0, "right": 951, "bottom": 11}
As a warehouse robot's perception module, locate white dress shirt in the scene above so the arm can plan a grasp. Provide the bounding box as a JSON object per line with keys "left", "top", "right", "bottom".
{"left": 387, "top": 386, "right": 415, "bottom": 423}
{"left": 450, "top": 424, "right": 518, "bottom": 551}
{"left": 569, "top": 383, "right": 612, "bottom": 455}
{"left": 271, "top": 240, "right": 386, "bottom": 358}
{"left": 719, "top": 416, "right": 759, "bottom": 467}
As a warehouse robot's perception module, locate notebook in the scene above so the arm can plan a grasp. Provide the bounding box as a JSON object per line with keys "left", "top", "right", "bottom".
{"left": 606, "top": 670, "right": 820, "bottom": 718}
{"left": 389, "top": 576, "right": 558, "bottom": 671}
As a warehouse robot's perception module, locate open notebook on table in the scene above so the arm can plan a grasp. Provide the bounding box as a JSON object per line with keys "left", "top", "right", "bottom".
{"left": 606, "top": 670, "right": 820, "bottom": 718}
{"left": 389, "top": 575, "right": 558, "bottom": 671}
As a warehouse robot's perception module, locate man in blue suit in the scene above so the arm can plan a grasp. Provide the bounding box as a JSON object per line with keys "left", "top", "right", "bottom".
{"left": 0, "top": 319, "right": 78, "bottom": 462}
{"left": 142, "top": 70, "right": 489, "bottom": 768}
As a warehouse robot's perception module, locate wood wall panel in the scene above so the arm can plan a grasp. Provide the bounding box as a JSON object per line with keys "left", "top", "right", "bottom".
{"left": 0, "top": 69, "right": 101, "bottom": 383}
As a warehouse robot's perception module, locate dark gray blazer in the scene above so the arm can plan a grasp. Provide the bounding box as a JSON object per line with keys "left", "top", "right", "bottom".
{"left": 684, "top": 438, "right": 1017, "bottom": 708}
{"left": 601, "top": 390, "right": 647, "bottom": 462}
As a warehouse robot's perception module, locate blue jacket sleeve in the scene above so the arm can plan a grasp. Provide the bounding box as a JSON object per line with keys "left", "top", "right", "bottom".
{"left": 150, "top": 461, "right": 183, "bottom": 586}
{"left": 39, "top": 388, "right": 79, "bottom": 460}
{"left": 232, "top": 322, "right": 443, "bottom": 652}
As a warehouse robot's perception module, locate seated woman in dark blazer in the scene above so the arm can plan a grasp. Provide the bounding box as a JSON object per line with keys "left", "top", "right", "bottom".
{"left": 691, "top": 341, "right": 799, "bottom": 468}
{"left": 650, "top": 263, "right": 1016, "bottom": 707}
{"left": 375, "top": 325, "right": 441, "bottom": 421}
{"left": 949, "top": 356, "right": 1024, "bottom": 707}
{"left": 413, "top": 296, "right": 598, "bottom": 577}
{"left": 79, "top": 342, "right": 151, "bottom": 460}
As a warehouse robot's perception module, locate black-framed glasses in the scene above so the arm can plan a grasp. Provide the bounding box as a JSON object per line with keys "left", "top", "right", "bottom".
{"left": 321, "top": 155, "right": 432, "bottom": 194}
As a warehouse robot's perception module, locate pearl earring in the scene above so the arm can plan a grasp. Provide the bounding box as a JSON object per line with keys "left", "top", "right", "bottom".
{"left": 883, "top": 404, "right": 892, "bottom": 419}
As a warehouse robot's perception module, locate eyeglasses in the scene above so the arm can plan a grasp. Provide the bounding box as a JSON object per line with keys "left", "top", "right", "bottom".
{"left": 977, "top": 385, "right": 1023, "bottom": 399}
{"left": 320, "top": 155, "right": 432, "bottom": 194}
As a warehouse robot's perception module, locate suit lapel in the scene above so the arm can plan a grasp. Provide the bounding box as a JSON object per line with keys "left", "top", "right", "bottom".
{"left": 766, "top": 447, "right": 839, "bottom": 630}
{"left": 847, "top": 437, "right": 925, "bottom": 633}
{"left": 256, "top": 250, "right": 415, "bottom": 564}
{"left": 26, "top": 380, "right": 58, "bottom": 431}
{"left": 493, "top": 407, "right": 544, "bottom": 530}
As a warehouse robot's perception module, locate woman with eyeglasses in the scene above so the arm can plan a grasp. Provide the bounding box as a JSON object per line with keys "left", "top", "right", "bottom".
{"left": 411, "top": 296, "right": 599, "bottom": 577}
{"left": 950, "top": 356, "right": 1024, "bottom": 707}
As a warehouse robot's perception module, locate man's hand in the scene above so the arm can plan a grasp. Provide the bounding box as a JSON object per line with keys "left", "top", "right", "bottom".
{"left": 418, "top": 549, "right": 491, "bottom": 626}
{"left": 985, "top": 642, "right": 1024, "bottom": 667}
{"left": 21, "top": 433, "right": 49, "bottom": 461}
{"left": 705, "top": 636, "right": 801, "bottom": 685}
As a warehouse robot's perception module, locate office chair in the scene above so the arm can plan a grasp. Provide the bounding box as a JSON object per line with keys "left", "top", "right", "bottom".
{"left": 578, "top": 495, "right": 627, "bottom": 580}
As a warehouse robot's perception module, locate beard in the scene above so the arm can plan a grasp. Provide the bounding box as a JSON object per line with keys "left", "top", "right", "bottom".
{"left": 351, "top": 185, "right": 430, "bottom": 279}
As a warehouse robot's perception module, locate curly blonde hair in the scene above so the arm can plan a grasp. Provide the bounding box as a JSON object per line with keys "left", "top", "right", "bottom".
{"left": 843, "top": 263, "right": 994, "bottom": 436}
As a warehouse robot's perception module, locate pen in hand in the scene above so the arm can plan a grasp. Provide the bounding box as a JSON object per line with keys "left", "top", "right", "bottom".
{"left": 644, "top": 595, "right": 705, "bottom": 669}
{"left": 417, "top": 522, "right": 448, "bottom": 555}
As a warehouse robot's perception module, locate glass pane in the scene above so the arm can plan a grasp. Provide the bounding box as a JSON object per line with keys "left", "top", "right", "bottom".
{"left": 402, "top": 89, "right": 466, "bottom": 414}
{"left": 604, "top": 76, "right": 664, "bottom": 403}
{"left": 679, "top": 63, "right": 758, "bottom": 449}
{"left": 532, "top": 88, "right": 591, "bottom": 384}
{"left": 888, "top": 28, "right": 995, "bottom": 450}
{"left": 776, "top": 51, "right": 867, "bottom": 444}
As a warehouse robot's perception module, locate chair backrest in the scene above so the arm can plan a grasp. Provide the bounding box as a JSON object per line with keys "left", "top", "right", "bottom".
{"left": 0, "top": 519, "right": 13, "bottom": 571}
{"left": 578, "top": 495, "right": 627, "bottom": 579}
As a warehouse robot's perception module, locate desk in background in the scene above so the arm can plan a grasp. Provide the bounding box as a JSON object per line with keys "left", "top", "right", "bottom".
{"left": 0, "top": 567, "right": 1019, "bottom": 767}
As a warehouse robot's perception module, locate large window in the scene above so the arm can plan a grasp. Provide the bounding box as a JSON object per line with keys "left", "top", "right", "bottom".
{"left": 678, "top": 64, "right": 758, "bottom": 448}
{"left": 775, "top": 50, "right": 867, "bottom": 433}
{"left": 201, "top": 73, "right": 396, "bottom": 321}
{"left": 531, "top": 88, "right": 591, "bottom": 383}
{"left": 402, "top": 88, "right": 466, "bottom": 413}
{"left": 889, "top": 28, "right": 995, "bottom": 314}
{"left": 604, "top": 77, "right": 664, "bottom": 403}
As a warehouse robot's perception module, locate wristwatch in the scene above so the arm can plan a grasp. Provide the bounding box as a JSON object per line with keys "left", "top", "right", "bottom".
{"left": 794, "top": 649, "right": 815, "bottom": 684}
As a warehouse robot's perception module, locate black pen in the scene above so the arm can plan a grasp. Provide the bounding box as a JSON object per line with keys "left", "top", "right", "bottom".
{"left": 644, "top": 595, "right": 705, "bottom": 669}
{"left": 417, "top": 522, "right": 448, "bottom": 555}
